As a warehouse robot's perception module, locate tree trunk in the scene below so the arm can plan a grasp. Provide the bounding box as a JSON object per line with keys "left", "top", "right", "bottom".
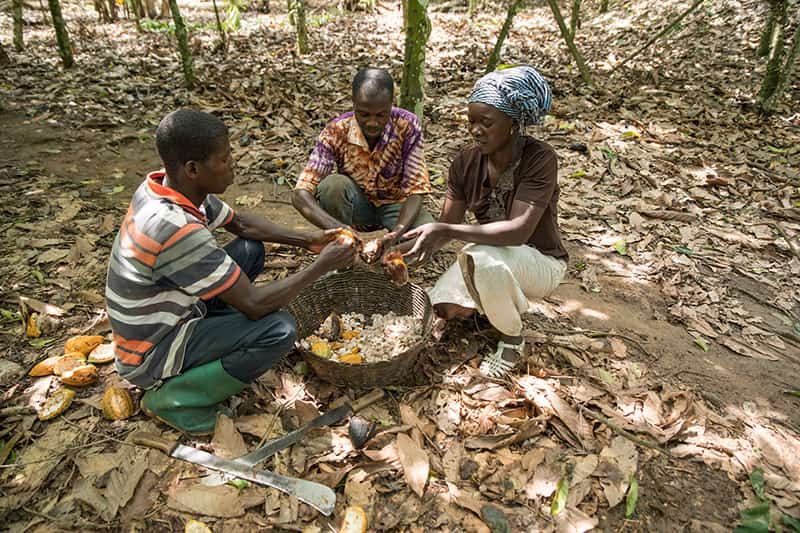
{"left": 486, "top": 0, "right": 523, "bottom": 73}
{"left": 167, "top": 0, "right": 195, "bottom": 88}
{"left": 107, "top": 0, "right": 118, "bottom": 20}
{"left": 468, "top": 0, "right": 478, "bottom": 19}
{"left": 38, "top": 0, "right": 50, "bottom": 25}
{"left": 160, "top": 0, "right": 169, "bottom": 17}
{"left": 545, "top": 0, "right": 592, "bottom": 85}
{"left": 762, "top": 22, "right": 799, "bottom": 111}
{"left": 402, "top": 0, "right": 408, "bottom": 32}
{"left": 758, "top": 0, "right": 787, "bottom": 103}
{"left": 94, "top": 0, "right": 111, "bottom": 21}
{"left": 13, "top": 0, "right": 24, "bottom": 51}
{"left": 211, "top": 0, "right": 227, "bottom": 49}
{"left": 47, "top": 0, "right": 74, "bottom": 68}
{"left": 289, "top": 0, "right": 309, "bottom": 54}
{"left": 569, "top": 0, "right": 581, "bottom": 38}
{"left": 599, "top": 0, "right": 608, "bottom": 13}
{"left": 757, "top": 1, "right": 776, "bottom": 57}
{"left": 399, "top": 0, "right": 431, "bottom": 119}
{"left": 0, "top": 41, "right": 10, "bottom": 65}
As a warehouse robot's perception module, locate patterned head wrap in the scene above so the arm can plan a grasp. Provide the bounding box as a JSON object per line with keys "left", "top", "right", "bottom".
{"left": 468, "top": 66, "right": 552, "bottom": 127}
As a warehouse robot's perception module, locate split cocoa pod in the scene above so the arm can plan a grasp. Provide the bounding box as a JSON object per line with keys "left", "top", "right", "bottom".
{"left": 101, "top": 386, "right": 135, "bottom": 420}
{"left": 382, "top": 250, "right": 409, "bottom": 287}
{"left": 61, "top": 364, "right": 99, "bottom": 387}
{"left": 64, "top": 335, "right": 105, "bottom": 356}
{"left": 53, "top": 352, "right": 87, "bottom": 376}
{"left": 87, "top": 343, "right": 115, "bottom": 364}
{"left": 38, "top": 387, "right": 76, "bottom": 421}
{"left": 28, "top": 355, "right": 62, "bottom": 377}
{"left": 335, "top": 228, "right": 362, "bottom": 249}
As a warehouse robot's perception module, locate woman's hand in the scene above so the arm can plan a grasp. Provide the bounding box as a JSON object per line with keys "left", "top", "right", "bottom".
{"left": 307, "top": 228, "right": 345, "bottom": 254}
{"left": 402, "top": 223, "right": 451, "bottom": 265}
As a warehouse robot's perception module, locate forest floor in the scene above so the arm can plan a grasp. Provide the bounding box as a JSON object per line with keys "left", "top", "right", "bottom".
{"left": 1, "top": 0, "right": 799, "bottom": 531}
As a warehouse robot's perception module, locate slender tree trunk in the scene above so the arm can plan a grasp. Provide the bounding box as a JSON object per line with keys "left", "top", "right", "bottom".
{"left": 762, "top": 23, "right": 799, "bottom": 111}
{"left": 569, "top": 0, "right": 581, "bottom": 37}
{"left": 47, "top": 0, "right": 74, "bottom": 68}
{"left": 486, "top": 0, "right": 523, "bottom": 73}
{"left": 402, "top": 0, "right": 408, "bottom": 32}
{"left": 400, "top": 0, "right": 431, "bottom": 119}
{"left": 211, "top": 0, "right": 227, "bottom": 49}
{"left": 160, "top": 0, "right": 169, "bottom": 17}
{"left": 289, "top": 0, "right": 309, "bottom": 54}
{"left": 758, "top": 0, "right": 787, "bottom": 102}
{"left": 107, "top": 0, "right": 118, "bottom": 20}
{"left": 545, "top": 0, "right": 592, "bottom": 85}
{"left": 167, "top": 0, "right": 194, "bottom": 88}
{"left": 94, "top": 0, "right": 111, "bottom": 21}
{"left": 0, "top": 41, "right": 10, "bottom": 65}
{"left": 13, "top": 0, "right": 24, "bottom": 51}
{"left": 468, "top": 0, "right": 478, "bottom": 19}
{"left": 38, "top": 0, "right": 51, "bottom": 25}
{"left": 758, "top": 1, "right": 777, "bottom": 57}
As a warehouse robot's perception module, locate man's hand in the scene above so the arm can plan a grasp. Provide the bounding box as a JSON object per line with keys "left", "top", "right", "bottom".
{"left": 316, "top": 238, "right": 358, "bottom": 271}
{"left": 307, "top": 228, "right": 345, "bottom": 254}
{"left": 402, "top": 222, "right": 451, "bottom": 266}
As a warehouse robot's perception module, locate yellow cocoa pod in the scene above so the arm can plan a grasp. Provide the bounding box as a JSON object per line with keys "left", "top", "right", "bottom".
{"left": 29, "top": 355, "right": 61, "bottom": 377}
{"left": 64, "top": 335, "right": 104, "bottom": 356}
{"left": 101, "top": 386, "right": 134, "bottom": 420}
{"left": 87, "top": 343, "right": 115, "bottom": 364}
{"left": 338, "top": 352, "right": 364, "bottom": 364}
{"left": 185, "top": 520, "right": 213, "bottom": 533}
{"left": 53, "top": 352, "right": 87, "bottom": 376}
{"left": 26, "top": 313, "right": 42, "bottom": 338}
{"left": 311, "top": 341, "right": 332, "bottom": 358}
{"left": 61, "top": 364, "right": 98, "bottom": 387}
{"left": 340, "top": 506, "right": 368, "bottom": 533}
{"left": 341, "top": 330, "right": 361, "bottom": 341}
{"left": 38, "top": 388, "right": 76, "bottom": 421}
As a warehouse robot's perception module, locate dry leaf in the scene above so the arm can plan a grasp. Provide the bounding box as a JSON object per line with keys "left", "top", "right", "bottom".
{"left": 397, "top": 433, "right": 429, "bottom": 497}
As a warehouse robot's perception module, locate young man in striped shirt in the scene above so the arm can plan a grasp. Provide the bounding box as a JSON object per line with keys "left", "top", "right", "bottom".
{"left": 106, "top": 109, "right": 356, "bottom": 435}
{"left": 292, "top": 67, "right": 434, "bottom": 256}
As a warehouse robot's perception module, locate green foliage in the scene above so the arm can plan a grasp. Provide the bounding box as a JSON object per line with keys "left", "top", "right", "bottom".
{"left": 625, "top": 475, "right": 639, "bottom": 518}
{"left": 224, "top": 0, "right": 243, "bottom": 32}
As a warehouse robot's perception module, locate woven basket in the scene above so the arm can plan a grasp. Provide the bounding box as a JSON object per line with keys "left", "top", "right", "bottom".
{"left": 286, "top": 267, "right": 433, "bottom": 388}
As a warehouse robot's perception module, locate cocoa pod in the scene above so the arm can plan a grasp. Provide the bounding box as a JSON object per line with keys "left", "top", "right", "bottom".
{"left": 87, "top": 343, "right": 115, "bottom": 364}
{"left": 53, "top": 353, "right": 87, "bottom": 376}
{"left": 383, "top": 250, "right": 409, "bottom": 287}
{"left": 101, "top": 386, "right": 134, "bottom": 420}
{"left": 29, "top": 355, "right": 61, "bottom": 377}
{"left": 38, "top": 388, "right": 76, "bottom": 421}
{"left": 64, "top": 335, "right": 104, "bottom": 356}
{"left": 60, "top": 364, "right": 98, "bottom": 387}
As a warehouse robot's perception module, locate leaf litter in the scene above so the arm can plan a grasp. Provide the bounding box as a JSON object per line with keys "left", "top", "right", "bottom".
{"left": 1, "top": 0, "right": 799, "bottom": 530}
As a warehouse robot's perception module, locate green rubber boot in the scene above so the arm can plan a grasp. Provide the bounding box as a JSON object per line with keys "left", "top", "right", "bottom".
{"left": 141, "top": 359, "right": 247, "bottom": 436}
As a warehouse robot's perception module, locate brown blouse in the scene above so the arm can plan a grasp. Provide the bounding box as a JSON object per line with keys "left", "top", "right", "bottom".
{"left": 446, "top": 136, "right": 568, "bottom": 261}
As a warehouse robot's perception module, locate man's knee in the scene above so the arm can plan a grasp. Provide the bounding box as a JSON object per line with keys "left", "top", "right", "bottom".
{"left": 263, "top": 310, "right": 298, "bottom": 349}
{"left": 317, "top": 174, "right": 356, "bottom": 203}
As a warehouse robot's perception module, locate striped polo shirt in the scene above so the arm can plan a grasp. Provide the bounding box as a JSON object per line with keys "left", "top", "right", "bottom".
{"left": 106, "top": 171, "right": 241, "bottom": 388}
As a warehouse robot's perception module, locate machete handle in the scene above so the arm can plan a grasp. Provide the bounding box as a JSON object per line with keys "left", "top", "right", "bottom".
{"left": 132, "top": 432, "right": 178, "bottom": 455}
{"left": 350, "top": 389, "right": 384, "bottom": 412}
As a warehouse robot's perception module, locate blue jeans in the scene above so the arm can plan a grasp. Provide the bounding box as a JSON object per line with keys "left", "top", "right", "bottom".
{"left": 184, "top": 238, "right": 297, "bottom": 382}
{"left": 317, "top": 173, "right": 435, "bottom": 230}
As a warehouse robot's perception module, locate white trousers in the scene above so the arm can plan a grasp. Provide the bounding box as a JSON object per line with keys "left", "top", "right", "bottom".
{"left": 428, "top": 244, "right": 567, "bottom": 336}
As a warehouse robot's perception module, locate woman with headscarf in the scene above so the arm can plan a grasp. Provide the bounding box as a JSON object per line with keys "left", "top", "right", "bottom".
{"left": 399, "top": 66, "right": 568, "bottom": 377}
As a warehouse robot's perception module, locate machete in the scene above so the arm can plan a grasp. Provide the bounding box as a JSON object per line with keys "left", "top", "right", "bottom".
{"left": 202, "top": 388, "right": 384, "bottom": 487}
{"left": 132, "top": 432, "right": 336, "bottom": 516}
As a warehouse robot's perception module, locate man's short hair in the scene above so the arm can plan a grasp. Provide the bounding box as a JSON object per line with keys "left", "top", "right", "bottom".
{"left": 155, "top": 109, "right": 229, "bottom": 173}
{"left": 352, "top": 67, "right": 394, "bottom": 101}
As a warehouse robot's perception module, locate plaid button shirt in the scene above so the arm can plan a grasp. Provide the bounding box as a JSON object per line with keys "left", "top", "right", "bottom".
{"left": 296, "top": 107, "right": 431, "bottom": 206}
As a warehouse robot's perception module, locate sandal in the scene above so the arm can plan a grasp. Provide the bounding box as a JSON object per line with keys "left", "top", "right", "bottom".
{"left": 479, "top": 339, "right": 525, "bottom": 378}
